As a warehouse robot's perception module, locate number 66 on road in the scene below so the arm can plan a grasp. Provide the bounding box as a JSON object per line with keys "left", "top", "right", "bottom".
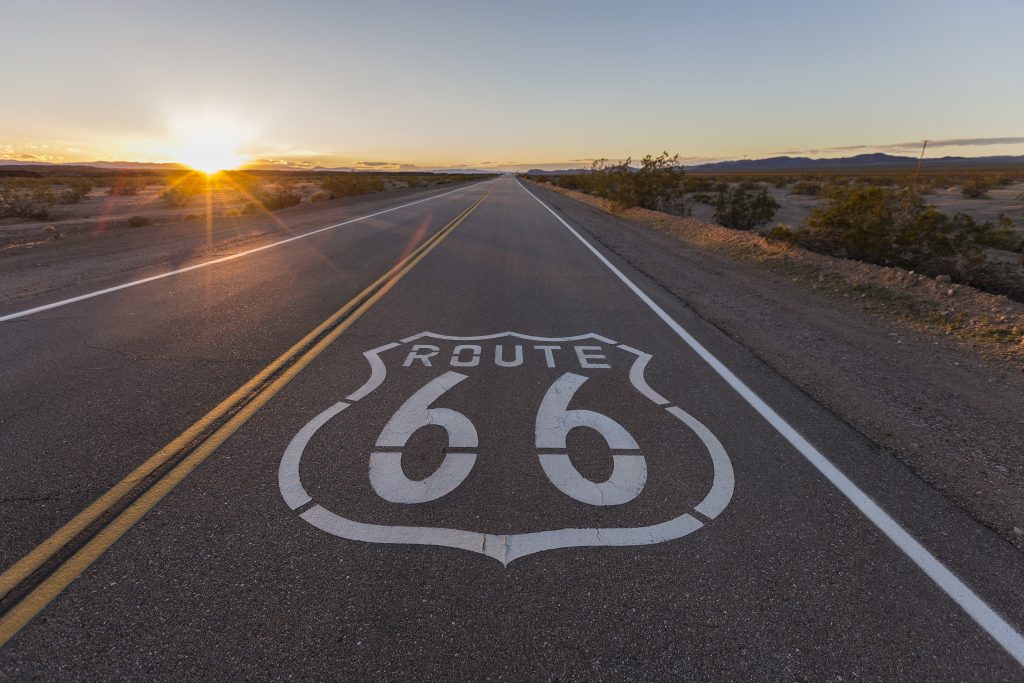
{"left": 370, "top": 370, "right": 647, "bottom": 506}
{"left": 278, "top": 331, "right": 734, "bottom": 565}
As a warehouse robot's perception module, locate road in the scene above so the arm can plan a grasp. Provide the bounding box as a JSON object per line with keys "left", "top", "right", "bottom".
{"left": 1, "top": 175, "right": 1022, "bottom": 679}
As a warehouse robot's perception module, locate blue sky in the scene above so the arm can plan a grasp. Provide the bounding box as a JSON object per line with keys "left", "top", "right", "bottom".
{"left": 2, "top": 0, "right": 1022, "bottom": 169}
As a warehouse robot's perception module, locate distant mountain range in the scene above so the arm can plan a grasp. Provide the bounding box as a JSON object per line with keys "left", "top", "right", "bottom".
{"left": 0, "top": 159, "right": 497, "bottom": 175}
{"left": 525, "top": 153, "right": 1024, "bottom": 175}
{"left": 4, "top": 152, "right": 1023, "bottom": 176}
{"left": 688, "top": 153, "right": 1024, "bottom": 172}
{"left": 0, "top": 160, "right": 187, "bottom": 171}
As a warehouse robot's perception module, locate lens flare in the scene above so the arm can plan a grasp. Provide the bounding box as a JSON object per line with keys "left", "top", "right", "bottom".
{"left": 165, "top": 114, "right": 248, "bottom": 174}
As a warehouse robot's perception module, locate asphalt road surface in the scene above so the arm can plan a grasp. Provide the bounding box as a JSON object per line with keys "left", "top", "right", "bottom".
{"left": 1, "top": 176, "right": 1023, "bottom": 679}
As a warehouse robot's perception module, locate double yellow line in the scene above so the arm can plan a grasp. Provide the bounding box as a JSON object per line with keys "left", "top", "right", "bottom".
{"left": 0, "top": 189, "right": 491, "bottom": 646}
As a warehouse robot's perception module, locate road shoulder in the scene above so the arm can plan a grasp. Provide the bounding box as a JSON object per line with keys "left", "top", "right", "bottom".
{"left": 525, "top": 180, "right": 1024, "bottom": 552}
{"left": 0, "top": 182, "right": 478, "bottom": 308}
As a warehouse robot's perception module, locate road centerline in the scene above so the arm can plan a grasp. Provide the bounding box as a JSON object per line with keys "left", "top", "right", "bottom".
{"left": 0, "top": 189, "right": 491, "bottom": 647}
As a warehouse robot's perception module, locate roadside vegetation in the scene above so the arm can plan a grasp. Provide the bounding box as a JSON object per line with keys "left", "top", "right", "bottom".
{"left": 553, "top": 153, "right": 685, "bottom": 211}
{"left": 772, "top": 186, "right": 1024, "bottom": 299}
{"left": 0, "top": 177, "right": 94, "bottom": 218}
{"left": 527, "top": 162, "right": 1024, "bottom": 302}
{"left": 1, "top": 166, "right": 495, "bottom": 248}
{"left": 713, "top": 184, "right": 780, "bottom": 230}
{"left": 0, "top": 168, "right": 492, "bottom": 217}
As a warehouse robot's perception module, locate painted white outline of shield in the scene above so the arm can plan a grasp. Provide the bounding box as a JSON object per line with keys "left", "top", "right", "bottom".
{"left": 278, "top": 332, "right": 734, "bottom": 565}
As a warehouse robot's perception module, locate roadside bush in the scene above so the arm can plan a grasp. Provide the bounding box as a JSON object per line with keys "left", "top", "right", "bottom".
{"left": 620, "top": 152, "right": 685, "bottom": 210}
{"left": 803, "top": 187, "right": 951, "bottom": 265}
{"left": 108, "top": 176, "right": 148, "bottom": 196}
{"left": 228, "top": 173, "right": 265, "bottom": 198}
{"left": 963, "top": 215, "right": 1022, "bottom": 253}
{"left": 160, "top": 185, "right": 197, "bottom": 207}
{"left": 573, "top": 152, "right": 685, "bottom": 211}
{"left": 765, "top": 225, "right": 797, "bottom": 242}
{"left": 681, "top": 175, "right": 716, "bottom": 193}
{"left": 713, "top": 186, "right": 780, "bottom": 230}
{"left": 320, "top": 173, "right": 386, "bottom": 198}
{"left": 126, "top": 215, "right": 150, "bottom": 227}
{"left": 797, "top": 186, "right": 1024, "bottom": 299}
{"left": 274, "top": 176, "right": 298, "bottom": 192}
{"left": 59, "top": 179, "right": 92, "bottom": 204}
{"left": 0, "top": 183, "right": 49, "bottom": 218}
{"left": 790, "top": 180, "right": 822, "bottom": 196}
{"left": 310, "top": 191, "right": 331, "bottom": 203}
{"left": 256, "top": 189, "right": 301, "bottom": 211}
{"left": 30, "top": 183, "right": 56, "bottom": 205}
{"left": 962, "top": 178, "right": 995, "bottom": 199}
{"left": 856, "top": 175, "right": 896, "bottom": 187}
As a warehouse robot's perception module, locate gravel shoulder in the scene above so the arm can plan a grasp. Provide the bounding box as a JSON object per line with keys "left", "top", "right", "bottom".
{"left": 526, "top": 180, "right": 1024, "bottom": 551}
{"left": 0, "top": 182, "right": 474, "bottom": 308}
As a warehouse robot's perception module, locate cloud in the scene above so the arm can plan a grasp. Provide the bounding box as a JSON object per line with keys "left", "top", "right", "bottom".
{"left": 922, "top": 136, "right": 1024, "bottom": 148}
{"left": 773, "top": 136, "right": 1024, "bottom": 157}
{"left": 356, "top": 161, "right": 392, "bottom": 167}
{"left": 10, "top": 152, "right": 65, "bottom": 161}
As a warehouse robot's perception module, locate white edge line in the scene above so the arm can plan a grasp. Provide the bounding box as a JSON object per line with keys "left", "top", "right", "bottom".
{"left": 0, "top": 184, "right": 484, "bottom": 323}
{"left": 516, "top": 178, "right": 1024, "bottom": 667}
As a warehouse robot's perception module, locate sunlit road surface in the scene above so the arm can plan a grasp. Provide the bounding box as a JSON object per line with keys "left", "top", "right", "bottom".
{"left": 1, "top": 176, "right": 1022, "bottom": 679}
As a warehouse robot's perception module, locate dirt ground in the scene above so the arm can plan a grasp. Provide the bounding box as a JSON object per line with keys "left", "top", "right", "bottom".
{"left": 0, "top": 178, "right": 414, "bottom": 248}
{"left": 527, "top": 179, "right": 1024, "bottom": 553}
{"left": 0, "top": 180, "right": 470, "bottom": 307}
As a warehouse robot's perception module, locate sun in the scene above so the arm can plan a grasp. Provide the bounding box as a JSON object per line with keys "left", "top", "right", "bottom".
{"left": 176, "top": 139, "right": 245, "bottom": 174}
{"left": 166, "top": 115, "right": 249, "bottom": 174}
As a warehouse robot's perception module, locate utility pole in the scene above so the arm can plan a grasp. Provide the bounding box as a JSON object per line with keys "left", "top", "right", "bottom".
{"left": 913, "top": 139, "right": 929, "bottom": 184}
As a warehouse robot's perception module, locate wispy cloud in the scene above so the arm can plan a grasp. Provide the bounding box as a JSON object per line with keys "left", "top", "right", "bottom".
{"left": 772, "top": 136, "right": 1024, "bottom": 157}
{"left": 916, "top": 136, "right": 1024, "bottom": 148}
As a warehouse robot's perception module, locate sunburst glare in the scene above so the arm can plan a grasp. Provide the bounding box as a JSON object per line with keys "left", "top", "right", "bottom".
{"left": 164, "top": 114, "right": 249, "bottom": 174}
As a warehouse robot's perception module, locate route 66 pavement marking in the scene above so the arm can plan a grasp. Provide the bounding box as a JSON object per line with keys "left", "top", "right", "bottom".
{"left": 279, "top": 331, "right": 735, "bottom": 565}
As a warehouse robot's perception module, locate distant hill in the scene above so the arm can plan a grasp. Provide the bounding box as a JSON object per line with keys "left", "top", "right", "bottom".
{"left": 688, "top": 153, "right": 1024, "bottom": 172}
{"left": 522, "top": 154, "right": 1024, "bottom": 175}
{"left": 0, "top": 159, "right": 186, "bottom": 171}
{"left": 524, "top": 168, "right": 588, "bottom": 175}
{"left": 0, "top": 160, "right": 499, "bottom": 175}
{"left": 5, "top": 154, "right": 1023, "bottom": 177}
{"left": 426, "top": 168, "right": 499, "bottom": 174}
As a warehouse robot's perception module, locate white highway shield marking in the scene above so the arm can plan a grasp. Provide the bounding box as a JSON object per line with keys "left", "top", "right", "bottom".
{"left": 279, "top": 332, "right": 734, "bottom": 565}
{"left": 516, "top": 179, "right": 1024, "bottom": 667}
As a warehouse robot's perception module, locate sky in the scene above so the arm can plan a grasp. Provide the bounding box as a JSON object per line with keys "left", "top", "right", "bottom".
{"left": 2, "top": 0, "right": 1023, "bottom": 171}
